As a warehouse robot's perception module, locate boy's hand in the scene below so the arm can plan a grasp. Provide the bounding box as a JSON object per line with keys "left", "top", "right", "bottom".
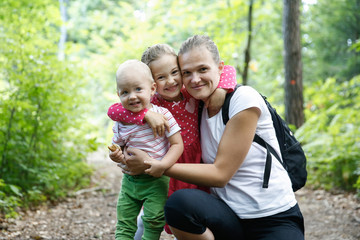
{"left": 108, "top": 144, "right": 120, "bottom": 152}
{"left": 144, "top": 111, "right": 170, "bottom": 137}
{"left": 144, "top": 159, "right": 166, "bottom": 178}
{"left": 108, "top": 144, "right": 125, "bottom": 164}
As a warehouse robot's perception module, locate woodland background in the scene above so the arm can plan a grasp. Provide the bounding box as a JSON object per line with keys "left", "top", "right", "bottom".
{"left": 0, "top": 0, "right": 359, "bottom": 218}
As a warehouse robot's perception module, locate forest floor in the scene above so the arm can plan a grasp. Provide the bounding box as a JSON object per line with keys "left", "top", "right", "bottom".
{"left": 0, "top": 150, "right": 359, "bottom": 240}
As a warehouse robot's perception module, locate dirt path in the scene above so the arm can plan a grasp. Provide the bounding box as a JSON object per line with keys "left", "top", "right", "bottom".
{"left": 1, "top": 150, "right": 359, "bottom": 240}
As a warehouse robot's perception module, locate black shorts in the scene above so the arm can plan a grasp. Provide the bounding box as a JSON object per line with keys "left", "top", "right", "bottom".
{"left": 164, "top": 189, "right": 304, "bottom": 240}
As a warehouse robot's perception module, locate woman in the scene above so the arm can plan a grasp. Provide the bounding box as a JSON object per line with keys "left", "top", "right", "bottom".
{"left": 110, "top": 35, "right": 305, "bottom": 240}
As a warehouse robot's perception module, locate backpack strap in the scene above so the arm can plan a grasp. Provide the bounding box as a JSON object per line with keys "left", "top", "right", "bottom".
{"left": 221, "top": 84, "right": 282, "bottom": 189}
{"left": 253, "top": 135, "right": 282, "bottom": 188}
{"left": 222, "top": 84, "right": 241, "bottom": 124}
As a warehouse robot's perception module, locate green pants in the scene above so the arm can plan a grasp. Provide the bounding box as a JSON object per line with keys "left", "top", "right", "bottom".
{"left": 115, "top": 174, "right": 169, "bottom": 240}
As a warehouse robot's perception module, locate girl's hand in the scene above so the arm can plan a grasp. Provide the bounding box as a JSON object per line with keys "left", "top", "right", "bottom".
{"left": 144, "top": 111, "right": 170, "bottom": 137}
{"left": 144, "top": 159, "right": 166, "bottom": 178}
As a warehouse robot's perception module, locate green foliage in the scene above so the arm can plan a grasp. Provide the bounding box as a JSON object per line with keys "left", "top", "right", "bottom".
{"left": 0, "top": 179, "right": 21, "bottom": 218}
{"left": 302, "top": 0, "right": 360, "bottom": 82}
{"left": 65, "top": 0, "right": 360, "bottom": 196}
{"left": 0, "top": 0, "right": 97, "bottom": 217}
{"left": 296, "top": 76, "right": 360, "bottom": 192}
{"left": 1, "top": 0, "right": 358, "bottom": 218}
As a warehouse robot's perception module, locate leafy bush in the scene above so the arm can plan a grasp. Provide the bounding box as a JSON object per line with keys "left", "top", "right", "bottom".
{"left": 0, "top": 0, "right": 97, "bottom": 218}
{"left": 296, "top": 76, "right": 360, "bottom": 193}
{"left": 0, "top": 179, "right": 21, "bottom": 218}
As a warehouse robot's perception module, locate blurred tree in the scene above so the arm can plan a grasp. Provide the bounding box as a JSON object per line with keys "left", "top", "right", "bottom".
{"left": 283, "top": 0, "right": 304, "bottom": 127}
{"left": 241, "top": 0, "right": 254, "bottom": 85}
{"left": 302, "top": 0, "right": 360, "bottom": 82}
{"left": 58, "top": 0, "right": 68, "bottom": 60}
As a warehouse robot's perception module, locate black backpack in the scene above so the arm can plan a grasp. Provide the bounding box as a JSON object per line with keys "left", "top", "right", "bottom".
{"left": 200, "top": 85, "right": 307, "bottom": 192}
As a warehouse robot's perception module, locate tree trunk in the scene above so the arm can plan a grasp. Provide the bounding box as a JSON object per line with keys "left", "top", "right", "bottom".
{"left": 0, "top": 107, "right": 15, "bottom": 178}
{"left": 58, "top": 0, "right": 68, "bottom": 61}
{"left": 242, "top": 0, "right": 254, "bottom": 85}
{"left": 283, "top": 0, "right": 304, "bottom": 128}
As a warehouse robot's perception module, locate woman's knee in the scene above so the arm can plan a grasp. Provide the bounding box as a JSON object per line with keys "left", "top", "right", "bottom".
{"left": 165, "top": 189, "right": 209, "bottom": 234}
{"left": 165, "top": 189, "right": 208, "bottom": 217}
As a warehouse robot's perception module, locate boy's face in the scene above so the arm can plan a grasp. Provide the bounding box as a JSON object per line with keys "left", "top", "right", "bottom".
{"left": 117, "top": 70, "right": 156, "bottom": 113}
{"left": 179, "top": 46, "right": 224, "bottom": 101}
{"left": 149, "top": 54, "right": 182, "bottom": 102}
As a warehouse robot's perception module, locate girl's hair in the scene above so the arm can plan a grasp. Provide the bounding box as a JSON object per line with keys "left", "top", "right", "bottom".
{"left": 141, "top": 44, "right": 177, "bottom": 66}
{"left": 178, "top": 35, "right": 220, "bottom": 64}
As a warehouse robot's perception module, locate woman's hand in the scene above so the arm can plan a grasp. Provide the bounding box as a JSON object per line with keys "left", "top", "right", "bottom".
{"left": 122, "top": 148, "right": 151, "bottom": 175}
{"left": 144, "top": 111, "right": 170, "bottom": 137}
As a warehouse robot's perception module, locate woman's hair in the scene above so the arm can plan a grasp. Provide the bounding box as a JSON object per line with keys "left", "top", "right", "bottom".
{"left": 178, "top": 35, "right": 220, "bottom": 64}
{"left": 141, "top": 44, "right": 177, "bottom": 66}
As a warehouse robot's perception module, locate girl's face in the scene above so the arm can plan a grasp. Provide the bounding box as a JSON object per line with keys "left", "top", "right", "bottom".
{"left": 149, "top": 54, "right": 183, "bottom": 102}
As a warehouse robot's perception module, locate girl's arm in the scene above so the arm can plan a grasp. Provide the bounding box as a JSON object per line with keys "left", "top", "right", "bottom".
{"left": 107, "top": 65, "right": 236, "bottom": 125}
{"left": 108, "top": 103, "right": 148, "bottom": 124}
{"left": 107, "top": 102, "right": 169, "bottom": 137}
{"left": 217, "top": 65, "right": 237, "bottom": 92}
{"left": 204, "top": 65, "right": 237, "bottom": 113}
{"left": 144, "top": 111, "right": 170, "bottom": 137}
{"left": 144, "top": 131, "right": 183, "bottom": 178}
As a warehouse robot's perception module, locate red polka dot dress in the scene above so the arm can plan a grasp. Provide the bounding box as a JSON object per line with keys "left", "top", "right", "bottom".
{"left": 153, "top": 88, "right": 206, "bottom": 195}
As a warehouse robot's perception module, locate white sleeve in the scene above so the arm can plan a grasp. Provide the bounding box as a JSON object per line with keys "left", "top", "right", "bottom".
{"left": 228, "top": 86, "right": 264, "bottom": 120}
{"left": 111, "top": 122, "right": 125, "bottom": 146}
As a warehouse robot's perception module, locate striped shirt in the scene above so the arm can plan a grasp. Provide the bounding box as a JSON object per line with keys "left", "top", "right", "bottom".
{"left": 112, "top": 105, "right": 181, "bottom": 160}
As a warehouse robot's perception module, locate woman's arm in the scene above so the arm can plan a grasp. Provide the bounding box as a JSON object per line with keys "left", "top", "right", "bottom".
{"left": 144, "top": 131, "right": 183, "bottom": 178}
{"left": 164, "top": 107, "right": 260, "bottom": 187}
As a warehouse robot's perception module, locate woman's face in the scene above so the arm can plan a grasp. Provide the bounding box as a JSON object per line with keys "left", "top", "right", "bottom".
{"left": 149, "top": 54, "right": 183, "bottom": 102}
{"left": 178, "top": 46, "right": 224, "bottom": 101}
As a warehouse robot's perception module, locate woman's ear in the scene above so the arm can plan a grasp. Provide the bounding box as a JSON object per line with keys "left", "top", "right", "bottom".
{"left": 218, "top": 60, "right": 225, "bottom": 74}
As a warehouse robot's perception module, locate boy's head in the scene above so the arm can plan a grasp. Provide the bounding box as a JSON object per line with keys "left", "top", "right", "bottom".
{"left": 116, "top": 60, "right": 156, "bottom": 112}
{"left": 177, "top": 35, "right": 224, "bottom": 101}
{"left": 141, "top": 44, "right": 183, "bottom": 102}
